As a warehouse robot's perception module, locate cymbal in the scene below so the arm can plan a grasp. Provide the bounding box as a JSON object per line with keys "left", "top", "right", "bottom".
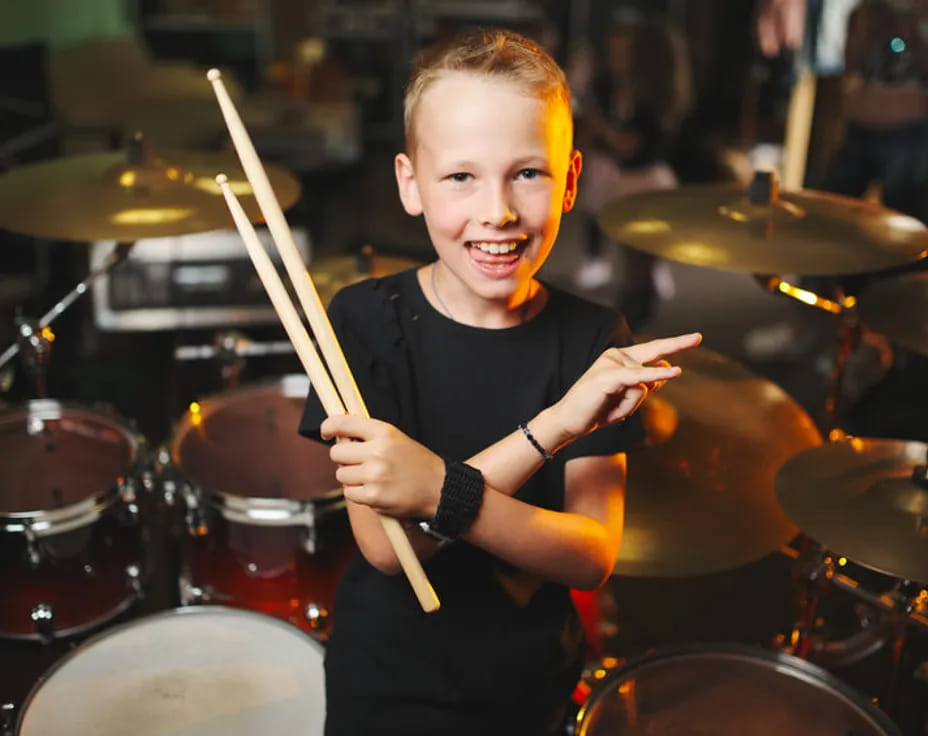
{"left": 857, "top": 271, "right": 928, "bottom": 356}
{"left": 0, "top": 150, "right": 300, "bottom": 242}
{"left": 776, "top": 437, "right": 928, "bottom": 584}
{"left": 614, "top": 347, "right": 821, "bottom": 578}
{"left": 310, "top": 249, "right": 423, "bottom": 306}
{"left": 598, "top": 184, "right": 928, "bottom": 275}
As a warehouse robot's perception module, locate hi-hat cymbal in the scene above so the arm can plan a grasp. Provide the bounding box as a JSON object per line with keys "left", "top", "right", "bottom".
{"left": 0, "top": 150, "right": 300, "bottom": 242}
{"left": 598, "top": 184, "right": 928, "bottom": 275}
{"left": 858, "top": 271, "right": 928, "bottom": 357}
{"left": 310, "top": 249, "right": 423, "bottom": 306}
{"left": 776, "top": 437, "right": 928, "bottom": 584}
{"left": 614, "top": 347, "right": 821, "bottom": 578}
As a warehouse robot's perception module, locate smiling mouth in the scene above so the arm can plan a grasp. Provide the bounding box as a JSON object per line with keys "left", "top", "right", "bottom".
{"left": 467, "top": 238, "right": 528, "bottom": 257}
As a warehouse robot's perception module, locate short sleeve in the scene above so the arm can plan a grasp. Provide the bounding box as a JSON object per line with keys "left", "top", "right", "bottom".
{"left": 297, "top": 282, "right": 403, "bottom": 442}
{"left": 558, "top": 312, "right": 646, "bottom": 461}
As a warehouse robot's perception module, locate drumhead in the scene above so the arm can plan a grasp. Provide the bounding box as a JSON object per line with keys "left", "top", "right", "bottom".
{"left": 576, "top": 644, "right": 901, "bottom": 736}
{"left": 17, "top": 606, "right": 326, "bottom": 736}
{"left": 171, "top": 376, "right": 340, "bottom": 503}
{"left": 0, "top": 400, "right": 137, "bottom": 516}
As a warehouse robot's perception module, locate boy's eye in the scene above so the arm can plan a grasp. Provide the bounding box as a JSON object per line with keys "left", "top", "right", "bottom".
{"left": 447, "top": 172, "right": 471, "bottom": 183}
{"left": 517, "top": 168, "right": 546, "bottom": 180}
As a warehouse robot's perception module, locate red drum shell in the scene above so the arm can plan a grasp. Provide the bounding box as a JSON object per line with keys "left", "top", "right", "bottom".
{"left": 0, "top": 401, "right": 144, "bottom": 640}
{"left": 170, "top": 377, "right": 355, "bottom": 638}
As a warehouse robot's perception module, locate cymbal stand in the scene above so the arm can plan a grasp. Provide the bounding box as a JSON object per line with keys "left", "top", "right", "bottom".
{"left": 174, "top": 331, "right": 294, "bottom": 390}
{"left": 753, "top": 275, "right": 858, "bottom": 434}
{"left": 780, "top": 541, "right": 928, "bottom": 712}
{"left": 0, "top": 241, "right": 134, "bottom": 396}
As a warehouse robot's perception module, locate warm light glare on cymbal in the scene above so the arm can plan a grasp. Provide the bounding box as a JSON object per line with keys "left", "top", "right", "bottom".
{"left": 39, "top": 326, "right": 55, "bottom": 343}
{"left": 193, "top": 176, "right": 253, "bottom": 196}
{"left": 776, "top": 281, "right": 843, "bottom": 313}
{"left": 110, "top": 207, "right": 195, "bottom": 225}
{"left": 621, "top": 219, "right": 671, "bottom": 235}
{"left": 886, "top": 213, "right": 926, "bottom": 233}
{"left": 719, "top": 206, "right": 750, "bottom": 223}
{"left": 838, "top": 557, "right": 847, "bottom": 566}
{"left": 118, "top": 170, "right": 136, "bottom": 188}
{"left": 665, "top": 241, "right": 730, "bottom": 267}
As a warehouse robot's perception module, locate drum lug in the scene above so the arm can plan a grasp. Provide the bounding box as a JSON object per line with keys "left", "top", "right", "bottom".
{"left": 126, "top": 563, "right": 143, "bottom": 595}
{"left": 1, "top": 702, "right": 16, "bottom": 736}
{"left": 184, "top": 486, "right": 209, "bottom": 536}
{"left": 23, "top": 524, "right": 43, "bottom": 568}
{"left": 304, "top": 602, "right": 330, "bottom": 635}
{"left": 300, "top": 506, "right": 317, "bottom": 555}
{"left": 31, "top": 603, "right": 55, "bottom": 642}
{"left": 179, "top": 575, "right": 215, "bottom": 604}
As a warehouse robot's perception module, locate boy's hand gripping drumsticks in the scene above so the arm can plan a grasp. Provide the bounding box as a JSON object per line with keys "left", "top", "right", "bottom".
{"left": 208, "top": 70, "right": 440, "bottom": 613}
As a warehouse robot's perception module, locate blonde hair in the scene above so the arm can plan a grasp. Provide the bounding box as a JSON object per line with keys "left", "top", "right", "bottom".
{"left": 403, "top": 28, "right": 572, "bottom": 152}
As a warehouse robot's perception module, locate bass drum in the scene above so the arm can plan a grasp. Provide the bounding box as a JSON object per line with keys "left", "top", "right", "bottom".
{"left": 15, "top": 606, "right": 326, "bottom": 735}
{"left": 0, "top": 400, "right": 146, "bottom": 640}
{"left": 168, "top": 375, "right": 356, "bottom": 639}
{"left": 575, "top": 644, "right": 901, "bottom": 736}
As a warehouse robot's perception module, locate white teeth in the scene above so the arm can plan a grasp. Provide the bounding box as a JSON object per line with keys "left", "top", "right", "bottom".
{"left": 472, "top": 241, "right": 521, "bottom": 254}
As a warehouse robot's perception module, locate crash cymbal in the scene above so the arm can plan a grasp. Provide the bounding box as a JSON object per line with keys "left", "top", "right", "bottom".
{"left": 857, "top": 271, "right": 928, "bottom": 357}
{"left": 614, "top": 347, "right": 821, "bottom": 577}
{"left": 310, "top": 248, "right": 423, "bottom": 306}
{"left": 598, "top": 183, "right": 928, "bottom": 275}
{"left": 776, "top": 437, "right": 928, "bottom": 584}
{"left": 0, "top": 149, "right": 300, "bottom": 242}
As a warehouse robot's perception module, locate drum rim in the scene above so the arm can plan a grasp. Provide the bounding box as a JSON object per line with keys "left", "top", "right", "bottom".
{"left": 14, "top": 604, "right": 324, "bottom": 734}
{"left": 169, "top": 375, "right": 343, "bottom": 511}
{"left": 574, "top": 642, "right": 902, "bottom": 736}
{"left": 0, "top": 399, "right": 142, "bottom": 523}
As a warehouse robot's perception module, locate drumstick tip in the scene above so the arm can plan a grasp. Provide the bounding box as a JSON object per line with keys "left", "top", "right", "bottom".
{"left": 215, "top": 173, "right": 229, "bottom": 186}
{"left": 207, "top": 68, "right": 222, "bottom": 82}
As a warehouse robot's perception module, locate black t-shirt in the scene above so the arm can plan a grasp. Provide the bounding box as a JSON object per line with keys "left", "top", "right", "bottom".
{"left": 299, "top": 268, "right": 644, "bottom": 735}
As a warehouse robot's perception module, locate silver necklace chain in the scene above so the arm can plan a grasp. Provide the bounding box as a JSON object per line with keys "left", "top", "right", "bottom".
{"left": 430, "top": 262, "right": 456, "bottom": 320}
{"left": 430, "top": 262, "right": 530, "bottom": 324}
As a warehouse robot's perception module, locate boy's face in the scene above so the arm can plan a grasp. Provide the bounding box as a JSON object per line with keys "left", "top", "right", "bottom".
{"left": 395, "top": 71, "right": 581, "bottom": 307}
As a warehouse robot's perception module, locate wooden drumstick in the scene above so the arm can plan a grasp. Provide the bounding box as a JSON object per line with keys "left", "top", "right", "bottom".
{"left": 207, "top": 69, "right": 366, "bottom": 420}
{"left": 217, "top": 175, "right": 440, "bottom": 613}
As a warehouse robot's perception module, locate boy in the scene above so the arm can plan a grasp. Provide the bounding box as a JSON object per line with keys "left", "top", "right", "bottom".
{"left": 301, "top": 28, "right": 700, "bottom": 735}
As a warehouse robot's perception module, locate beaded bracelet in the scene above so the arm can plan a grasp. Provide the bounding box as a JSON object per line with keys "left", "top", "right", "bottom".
{"left": 418, "top": 459, "right": 484, "bottom": 543}
{"left": 518, "top": 422, "right": 553, "bottom": 461}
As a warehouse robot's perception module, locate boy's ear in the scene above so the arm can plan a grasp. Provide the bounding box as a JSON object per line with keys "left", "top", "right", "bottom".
{"left": 394, "top": 153, "right": 423, "bottom": 216}
{"left": 562, "top": 149, "right": 583, "bottom": 213}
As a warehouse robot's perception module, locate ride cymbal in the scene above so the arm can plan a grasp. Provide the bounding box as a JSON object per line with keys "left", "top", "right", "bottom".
{"left": 598, "top": 184, "right": 928, "bottom": 275}
{"left": 776, "top": 437, "right": 928, "bottom": 585}
{"left": 310, "top": 248, "right": 423, "bottom": 306}
{"left": 0, "top": 149, "right": 300, "bottom": 242}
{"left": 614, "top": 347, "right": 821, "bottom": 578}
{"left": 858, "top": 271, "right": 928, "bottom": 357}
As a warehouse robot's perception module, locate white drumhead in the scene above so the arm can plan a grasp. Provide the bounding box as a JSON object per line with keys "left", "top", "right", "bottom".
{"left": 18, "top": 606, "right": 326, "bottom": 736}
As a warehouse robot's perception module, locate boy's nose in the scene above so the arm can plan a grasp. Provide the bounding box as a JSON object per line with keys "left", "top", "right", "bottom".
{"left": 480, "top": 186, "right": 518, "bottom": 227}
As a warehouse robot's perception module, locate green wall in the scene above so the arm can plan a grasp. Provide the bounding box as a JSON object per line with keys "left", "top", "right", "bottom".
{"left": 0, "top": 0, "right": 133, "bottom": 49}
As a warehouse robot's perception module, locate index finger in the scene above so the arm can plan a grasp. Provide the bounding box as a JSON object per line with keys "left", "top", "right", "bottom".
{"left": 623, "top": 332, "right": 702, "bottom": 365}
{"left": 320, "top": 413, "right": 384, "bottom": 442}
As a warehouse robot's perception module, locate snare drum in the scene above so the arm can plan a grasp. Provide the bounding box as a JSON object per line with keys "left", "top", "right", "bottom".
{"left": 15, "top": 606, "right": 326, "bottom": 735}
{"left": 575, "top": 644, "right": 901, "bottom": 735}
{"left": 168, "top": 375, "right": 355, "bottom": 639}
{"left": 0, "top": 400, "right": 145, "bottom": 641}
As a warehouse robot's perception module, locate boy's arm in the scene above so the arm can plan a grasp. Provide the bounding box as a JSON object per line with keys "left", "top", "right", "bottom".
{"left": 334, "top": 416, "right": 626, "bottom": 590}
{"left": 327, "top": 333, "right": 701, "bottom": 581}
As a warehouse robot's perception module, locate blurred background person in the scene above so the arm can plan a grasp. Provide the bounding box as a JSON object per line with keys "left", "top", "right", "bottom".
{"left": 570, "top": 13, "right": 693, "bottom": 331}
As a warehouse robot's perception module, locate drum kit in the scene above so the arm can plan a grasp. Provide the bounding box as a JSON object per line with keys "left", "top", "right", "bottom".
{"left": 0, "top": 138, "right": 423, "bottom": 735}
{"left": 1, "top": 146, "right": 927, "bottom": 734}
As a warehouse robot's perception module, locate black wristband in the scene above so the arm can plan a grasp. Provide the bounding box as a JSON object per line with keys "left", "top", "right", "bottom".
{"left": 519, "top": 422, "right": 553, "bottom": 461}
{"left": 420, "top": 459, "right": 484, "bottom": 541}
